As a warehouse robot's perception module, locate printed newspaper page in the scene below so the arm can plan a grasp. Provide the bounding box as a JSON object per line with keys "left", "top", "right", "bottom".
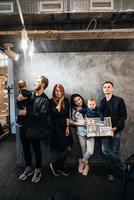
{"left": 87, "top": 117, "right": 113, "bottom": 137}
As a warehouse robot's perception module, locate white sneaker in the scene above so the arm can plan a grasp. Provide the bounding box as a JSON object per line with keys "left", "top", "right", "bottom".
{"left": 15, "top": 122, "right": 23, "bottom": 127}
{"left": 31, "top": 169, "right": 42, "bottom": 183}
{"left": 19, "top": 168, "right": 33, "bottom": 181}
{"left": 108, "top": 174, "right": 115, "bottom": 181}
{"left": 50, "top": 163, "right": 60, "bottom": 176}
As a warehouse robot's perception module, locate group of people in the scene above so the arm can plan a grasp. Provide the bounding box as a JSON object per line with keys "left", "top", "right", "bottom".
{"left": 16, "top": 75, "right": 127, "bottom": 183}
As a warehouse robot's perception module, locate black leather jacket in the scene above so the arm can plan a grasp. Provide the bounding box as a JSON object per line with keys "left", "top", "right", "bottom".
{"left": 27, "top": 92, "right": 51, "bottom": 130}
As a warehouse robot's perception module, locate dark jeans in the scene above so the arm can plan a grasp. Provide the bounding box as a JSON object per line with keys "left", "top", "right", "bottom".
{"left": 20, "top": 127, "right": 42, "bottom": 168}
{"left": 101, "top": 132, "right": 122, "bottom": 169}
{"left": 53, "top": 147, "right": 72, "bottom": 170}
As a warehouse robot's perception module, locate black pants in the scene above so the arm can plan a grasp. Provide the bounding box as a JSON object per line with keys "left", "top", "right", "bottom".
{"left": 53, "top": 147, "right": 72, "bottom": 170}
{"left": 20, "top": 127, "right": 42, "bottom": 168}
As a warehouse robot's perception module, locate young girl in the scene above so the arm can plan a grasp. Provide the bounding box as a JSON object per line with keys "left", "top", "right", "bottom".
{"left": 50, "top": 84, "right": 74, "bottom": 176}
{"left": 70, "top": 94, "right": 95, "bottom": 176}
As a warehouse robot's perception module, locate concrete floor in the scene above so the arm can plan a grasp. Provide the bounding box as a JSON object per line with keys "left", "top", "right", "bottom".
{"left": 0, "top": 136, "right": 133, "bottom": 200}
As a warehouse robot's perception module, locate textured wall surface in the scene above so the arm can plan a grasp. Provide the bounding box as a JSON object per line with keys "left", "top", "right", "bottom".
{"left": 14, "top": 52, "right": 134, "bottom": 163}
{"left": 0, "top": 67, "right": 8, "bottom": 125}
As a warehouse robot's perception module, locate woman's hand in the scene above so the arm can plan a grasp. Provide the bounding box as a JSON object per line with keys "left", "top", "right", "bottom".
{"left": 59, "top": 96, "right": 64, "bottom": 103}
{"left": 84, "top": 118, "right": 88, "bottom": 126}
{"left": 56, "top": 96, "right": 64, "bottom": 112}
{"left": 65, "top": 127, "right": 70, "bottom": 136}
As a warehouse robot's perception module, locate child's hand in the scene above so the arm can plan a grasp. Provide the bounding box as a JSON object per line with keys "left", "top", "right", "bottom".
{"left": 19, "top": 107, "right": 27, "bottom": 116}
{"left": 17, "top": 94, "right": 27, "bottom": 101}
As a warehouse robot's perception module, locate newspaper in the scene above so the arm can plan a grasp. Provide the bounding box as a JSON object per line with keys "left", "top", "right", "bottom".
{"left": 87, "top": 117, "right": 113, "bottom": 137}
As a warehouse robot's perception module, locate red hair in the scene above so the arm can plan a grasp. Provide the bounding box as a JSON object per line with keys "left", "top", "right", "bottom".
{"left": 52, "top": 84, "right": 65, "bottom": 109}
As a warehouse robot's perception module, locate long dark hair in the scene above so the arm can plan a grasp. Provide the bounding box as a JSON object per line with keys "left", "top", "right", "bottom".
{"left": 70, "top": 94, "right": 86, "bottom": 118}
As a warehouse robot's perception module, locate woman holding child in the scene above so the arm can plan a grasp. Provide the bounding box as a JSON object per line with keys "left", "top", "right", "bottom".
{"left": 70, "top": 94, "right": 100, "bottom": 176}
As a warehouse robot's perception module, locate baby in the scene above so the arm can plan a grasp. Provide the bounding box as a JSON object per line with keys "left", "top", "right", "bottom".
{"left": 15, "top": 80, "right": 32, "bottom": 127}
{"left": 79, "top": 98, "right": 103, "bottom": 119}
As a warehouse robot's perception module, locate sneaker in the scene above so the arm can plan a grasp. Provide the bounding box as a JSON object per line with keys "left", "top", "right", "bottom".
{"left": 107, "top": 167, "right": 116, "bottom": 181}
{"left": 19, "top": 168, "right": 33, "bottom": 181}
{"left": 120, "top": 163, "right": 126, "bottom": 171}
{"left": 58, "top": 167, "right": 69, "bottom": 176}
{"left": 50, "top": 163, "right": 60, "bottom": 176}
{"left": 82, "top": 164, "right": 89, "bottom": 176}
{"left": 108, "top": 174, "right": 115, "bottom": 181}
{"left": 31, "top": 169, "right": 42, "bottom": 183}
{"left": 15, "top": 122, "right": 23, "bottom": 127}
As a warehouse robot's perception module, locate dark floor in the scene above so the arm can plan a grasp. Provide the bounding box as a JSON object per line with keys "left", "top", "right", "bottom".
{"left": 0, "top": 136, "right": 134, "bottom": 200}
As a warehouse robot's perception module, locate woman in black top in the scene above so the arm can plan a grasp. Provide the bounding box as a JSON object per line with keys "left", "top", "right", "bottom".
{"left": 50, "top": 84, "right": 73, "bottom": 176}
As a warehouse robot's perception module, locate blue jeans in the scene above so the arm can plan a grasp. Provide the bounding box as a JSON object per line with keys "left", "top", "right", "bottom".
{"left": 101, "top": 132, "right": 122, "bottom": 169}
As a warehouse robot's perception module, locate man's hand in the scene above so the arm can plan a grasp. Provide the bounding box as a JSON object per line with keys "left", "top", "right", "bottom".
{"left": 112, "top": 127, "right": 117, "bottom": 134}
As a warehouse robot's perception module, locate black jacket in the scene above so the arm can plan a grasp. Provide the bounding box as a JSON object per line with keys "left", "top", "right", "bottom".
{"left": 79, "top": 107, "right": 103, "bottom": 119}
{"left": 100, "top": 95, "right": 127, "bottom": 133}
{"left": 27, "top": 92, "right": 51, "bottom": 130}
{"left": 16, "top": 89, "right": 32, "bottom": 110}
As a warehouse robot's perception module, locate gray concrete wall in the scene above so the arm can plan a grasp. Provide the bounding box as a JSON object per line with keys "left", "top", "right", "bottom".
{"left": 14, "top": 52, "right": 134, "bottom": 164}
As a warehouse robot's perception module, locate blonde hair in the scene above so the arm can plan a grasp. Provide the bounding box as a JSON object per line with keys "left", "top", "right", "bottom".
{"left": 18, "top": 80, "right": 27, "bottom": 89}
{"left": 87, "top": 98, "right": 97, "bottom": 107}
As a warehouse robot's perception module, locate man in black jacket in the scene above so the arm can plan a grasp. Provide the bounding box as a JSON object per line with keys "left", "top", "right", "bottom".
{"left": 18, "top": 75, "right": 51, "bottom": 183}
{"left": 100, "top": 81, "right": 127, "bottom": 180}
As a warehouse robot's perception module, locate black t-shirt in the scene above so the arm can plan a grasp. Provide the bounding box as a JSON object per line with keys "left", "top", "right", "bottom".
{"left": 105, "top": 100, "right": 112, "bottom": 117}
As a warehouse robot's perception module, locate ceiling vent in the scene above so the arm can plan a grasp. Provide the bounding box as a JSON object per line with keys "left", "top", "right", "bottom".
{"left": 0, "top": 2, "right": 14, "bottom": 14}
{"left": 90, "top": 0, "right": 113, "bottom": 11}
{"left": 39, "top": 1, "right": 63, "bottom": 13}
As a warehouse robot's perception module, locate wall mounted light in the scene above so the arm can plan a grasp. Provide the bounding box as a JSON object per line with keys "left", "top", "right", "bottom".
{"left": 3, "top": 43, "right": 19, "bottom": 61}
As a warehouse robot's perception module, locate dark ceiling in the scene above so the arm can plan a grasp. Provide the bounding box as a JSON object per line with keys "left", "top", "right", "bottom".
{"left": 0, "top": 12, "right": 134, "bottom": 52}
{"left": 0, "top": 12, "right": 134, "bottom": 30}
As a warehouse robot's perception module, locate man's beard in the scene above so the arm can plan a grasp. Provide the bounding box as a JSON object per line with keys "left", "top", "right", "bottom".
{"left": 35, "top": 84, "right": 41, "bottom": 91}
